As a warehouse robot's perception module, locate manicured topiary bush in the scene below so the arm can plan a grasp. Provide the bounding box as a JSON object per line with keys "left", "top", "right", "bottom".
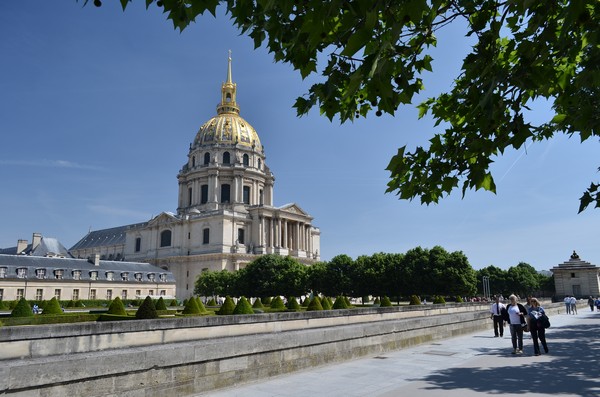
{"left": 107, "top": 297, "right": 127, "bottom": 316}
{"left": 182, "top": 296, "right": 202, "bottom": 315}
{"left": 136, "top": 296, "right": 158, "bottom": 319}
{"left": 433, "top": 295, "right": 446, "bottom": 304}
{"left": 321, "top": 296, "right": 332, "bottom": 310}
{"left": 409, "top": 295, "right": 422, "bottom": 305}
{"left": 170, "top": 299, "right": 178, "bottom": 307}
{"left": 373, "top": 297, "right": 381, "bottom": 305}
{"left": 195, "top": 297, "right": 207, "bottom": 313}
{"left": 344, "top": 296, "right": 351, "bottom": 307}
{"left": 252, "top": 298, "right": 264, "bottom": 309}
{"left": 301, "top": 297, "right": 310, "bottom": 307}
{"left": 182, "top": 299, "right": 189, "bottom": 307}
{"left": 380, "top": 296, "right": 392, "bottom": 307}
{"left": 217, "top": 296, "right": 236, "bottom": 315}
{"left": 233, "top": 296, "right": 254, "bottom": 314}
{"left": 155, "top": 297, "right": 168, "bottom": 310}
{"left": 286, "top": 297, "right": 300, "bottom": 311}
{"left": 43, "top": 297, "right": 64, "bottom": 315}
{"left": 269, "top": 296, "right": 285, "bottom": 310}
{"left": 455, "top": 296, "right": 464, "bottom": 303}
{"left": 11, "top": 298, "right": 33, "bottom": 317}
{"left": 306, "top": 296, "right": 324, "bottom": 311}
{"left": 206, "top": 298, "right": 218, "bottom": 306}
{"left": 332, "top": 295, "right": 349, "bottom": 309}
{"left": 261, "top": 296, "right": 272, "bottom": 305}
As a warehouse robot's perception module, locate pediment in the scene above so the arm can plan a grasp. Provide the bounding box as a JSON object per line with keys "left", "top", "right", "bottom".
{"left": 148, "top": 212, "right": 179, "bottom": 226}
{"left": 279, "top": 203, "right": 309, "bottom": 216}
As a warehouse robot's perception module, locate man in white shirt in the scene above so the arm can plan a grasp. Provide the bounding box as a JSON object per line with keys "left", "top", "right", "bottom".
{"left": 490, "top": 296, "right": 506, "bottom": 337}
{"left": 564, "top": 296, "right": 571, "bottom": 314}
{"left": 569, "top": 296, "right": 578, "bottom": 314}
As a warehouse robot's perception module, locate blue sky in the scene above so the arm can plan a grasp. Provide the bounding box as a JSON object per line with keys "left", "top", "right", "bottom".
{"left": 1, "top": 2, "right": 598, "bottom": 271}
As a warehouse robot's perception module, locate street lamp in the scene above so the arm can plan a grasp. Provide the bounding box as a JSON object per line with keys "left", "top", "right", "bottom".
{"left": 482, "top": 276, "right": 490, "bottom": 300}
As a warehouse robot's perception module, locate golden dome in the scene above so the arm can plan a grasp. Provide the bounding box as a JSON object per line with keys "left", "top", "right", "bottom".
{"left": 193, "top": 52, "right": 262, "bottom": 151}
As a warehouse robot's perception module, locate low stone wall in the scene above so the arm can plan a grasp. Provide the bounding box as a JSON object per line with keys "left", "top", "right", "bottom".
{"left": 0, "top": 302, "right": 562, "bottom": 396}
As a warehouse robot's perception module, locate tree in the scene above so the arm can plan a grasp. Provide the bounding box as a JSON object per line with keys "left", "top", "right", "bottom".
{"left": 320, "top": 254, "right": 356, "bottom": 297}
{"left": 105, "top": 0, "right": 599, "bottom": 211}
{"left": 236, "top": 255, "right": 309, "bottom": 298}
{"left": 506, "top": 262, "right": 540, "bottom": 297}
{"left": 195, "top": 270, "right": 231, "bottom": 298}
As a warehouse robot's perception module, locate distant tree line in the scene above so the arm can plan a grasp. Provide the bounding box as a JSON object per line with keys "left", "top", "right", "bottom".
{"left": 195, "top": 247, "right": 555, "bottom": 302}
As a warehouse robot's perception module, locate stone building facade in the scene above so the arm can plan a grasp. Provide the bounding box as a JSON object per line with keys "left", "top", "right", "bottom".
{"left": 551, "top": 251, "right": 600, "bottom": 298}
{"left": 70, "top": 55, "right": 320, "bottom": 299}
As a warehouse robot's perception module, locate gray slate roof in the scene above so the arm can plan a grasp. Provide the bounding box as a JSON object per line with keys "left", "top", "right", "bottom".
{"left": 0, "top": 254, "right": 175, "bottom": 283}
{"left": 0, "top": 237, "right": 71, "bottom": 257}
{"left": 69, "top": 223, "right": 147, "bottom": 251}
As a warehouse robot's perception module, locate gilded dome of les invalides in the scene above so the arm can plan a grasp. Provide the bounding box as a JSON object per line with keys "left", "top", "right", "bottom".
{"left": 193, "top": 53, "right": 262, "bottom": 151}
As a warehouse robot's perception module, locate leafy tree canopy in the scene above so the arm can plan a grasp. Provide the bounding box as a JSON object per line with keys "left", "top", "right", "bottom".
{"left": 95, "top": 0, "right": 598, "bottom": 211}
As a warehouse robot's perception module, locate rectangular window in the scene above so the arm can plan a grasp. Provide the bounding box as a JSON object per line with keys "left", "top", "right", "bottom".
{"left": 54, "top": 289, "right": 61, "bottom": 300}
{"left": 238, "top": 228, "right": 245, "bottom": 245}
{"left": 106, "top": 290, "right": 112, "bottom": 300}
{"left": 90, "top": 271, "right": 98, "bottom": 280}
{"left": 188, "top": 187, "right": 193, "bottom": 206}
{"left": 220, "top": 184, "right": 230, "bottom": 203}
{"left": 121, "top": 290, "right": 127, "bottom": 300}
{"left": 135, "top": 237, "right": 141, "bottom": 252}
{"left": 73, "top": 270, "right": 81, "bottom": 280}
{"left": 160, "top": 290, "right": 166, "bottom": 296}
{"left": 135, "top": 289, "right": 141, "bottom": 297}
{"left": 203, "top": 228, "right": 210, "bottom": 244}
{"left": 36, "top": 269, "right": 46, "bottom": 279}
{"left": 0, "top": 288, "right": 3, "bottom": 301}
{"left": 243, "top": 186, "right": 250, "bottom": 204}
{"left": 121, "top": 272, "right": 129, "bottom": 281}
{"left": 201, "top": 184, "right": 209, "bottom": 204}
{"left": 35, "top": 289, "right": 43, "bottom": 301}
{"left": 90, "top": 289, "right": 97, "bottom": 300}
{"left": 17, "top": 289, "right": 24, "bottom": 300}
{"left": 54, "top": 270, "right": 63, "bottom": 280}
{"left": 149, "top": 290, "right": 154, "bottom": 296}
{"left": 17, "top": 268, "right": 27, "bottom": 278}
{"left": 73, "top": 289, "right": 79, "bottom": 300}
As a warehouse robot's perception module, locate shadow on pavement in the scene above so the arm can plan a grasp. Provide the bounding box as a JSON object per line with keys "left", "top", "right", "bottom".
{"left": 418, "top": 315, "right": 600, "bottom": 396}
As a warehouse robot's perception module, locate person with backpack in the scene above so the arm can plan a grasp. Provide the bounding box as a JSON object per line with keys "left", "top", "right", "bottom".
{"left": 527, "top": 297, "right": 549, "bottom": 356}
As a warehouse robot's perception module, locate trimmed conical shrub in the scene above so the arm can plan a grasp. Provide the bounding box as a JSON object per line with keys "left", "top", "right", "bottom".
{"left": 409, "top": 295, "right": 422, "bottom": 305}
{"left": 107, "top": 297, "right": 127, "bottom": 316}
{"left": 455, "top": 296, "right": 464, "bottom": 303}
{"left": 155, "top": 297, "right": 168, "bottom": 310}
{"left": 170, "top": 299, "right": 178, "bottom": 307}
{"left": 42, "top": 297, "right": 64, "bottom": 315}
{"left": 321, "top": 296, "right": 332, "bottom": 310}
{"left": 182, "top": 298, "right": 189, "bottom": 307}
{"left": 196, "top": 297, "right": 207, "bottom": 313}
{"left": 182, "top": 296, "right": 202, "bottom": 314}
{"left": 252, "top": 298, "right": 264, "bottom": 309}
{"left": 269, "top": 296, "right": 285, "bottom": 310}
{"left": 373, "top": 297, "right": 381, "bottom": 305}
{"left": 332, "top": 295, "right": 349, "bottom": 309}
{"left": 206, "top": 297, "right": 217, "bottom": 306}
{"left": 233, "top": 296, "right": 254, "bottom": 314}
{"left": 301, "top": 297, "right": 310, "bottom": 307}
{"left": 286, "top": 297, "right": 300, "bottom": 311}
{"left": 307, "top": 296, "right": 324, "bottom": 311}
{"left": 433, "top": 295, "right": 446, "bottom": 304}
{"left": 136, "top": 296, "right": 158, "bottom": 319}
{"left": 344, "top": 296, "right": 351, "bottom": 306}
{"left": 11, "top": 298, "right": 33, "bottom": 317}
{"left": 217, "top": 296, "right": 236, "bottom": 315}
{"left": 380, "top": 296, "right": 392, "bottom": 307}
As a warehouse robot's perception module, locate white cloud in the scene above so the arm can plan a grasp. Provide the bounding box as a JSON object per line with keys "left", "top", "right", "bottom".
{"left": 0, "top": 159, "right": 103, "bottom": 170}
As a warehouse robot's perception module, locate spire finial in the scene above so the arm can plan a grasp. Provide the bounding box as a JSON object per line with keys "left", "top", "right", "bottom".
{"left": 227, "top": 50, "right": 233, "bottom": 84}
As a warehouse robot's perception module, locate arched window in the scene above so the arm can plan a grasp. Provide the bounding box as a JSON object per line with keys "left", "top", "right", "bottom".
{"left": 243, "top": 154, "right": 249, "bottom": 167}
{"left": 204, "top": 152, "right": 210, "bottom": 165}
{"left": 223, "top": 151, "right": 230, "bottom": 164}
{"left": 221, "top": 184, "right": 231, "bottom": 203}
{"left": 160, "top": 230, "right": 172, "bottom": 247}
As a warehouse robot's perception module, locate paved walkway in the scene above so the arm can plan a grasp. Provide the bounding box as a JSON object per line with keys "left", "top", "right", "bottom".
{"left": 197, "top": 311, "right": 600, "bottom": 397}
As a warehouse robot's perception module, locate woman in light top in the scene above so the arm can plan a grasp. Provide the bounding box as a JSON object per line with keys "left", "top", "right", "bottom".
{"left": 506, "top": 294, "right": 528, "bottom": 354}
{"left": 528, "top": 298, "right": 549, "bottom": 356}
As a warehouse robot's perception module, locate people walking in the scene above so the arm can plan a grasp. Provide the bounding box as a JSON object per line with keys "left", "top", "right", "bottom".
{"left": 588, "top": 296, "right": 595, "bottom": 312}
{"left": 506, "top": 294, "right": 528, "bottom": 354}
{"left": 570, "top": 296, "right": 578, "bottom": 315}
{"left": 527, "top": 298, "right": 549, "bottom": 356}
{"left": 490, "top": 296, "right": 506, "bottom": 337}
{"left": 564, "top": 296, "right": 571, "bottom": 314}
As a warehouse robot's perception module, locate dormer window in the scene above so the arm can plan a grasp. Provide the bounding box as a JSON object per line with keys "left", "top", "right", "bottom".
{"left": 0, "top": 267, "right": 6, "bottom": 278}
{"left": 90, "top": 271, "right": 98, "bottom": 280}
{"left": 106, "top": 271, "right": 114, "bottom": 281}
{"left": 17, "top": 268, "right": 27, "bottom": 279}
{"left": 159, "top": 273, "right": 167, "bottom": 282}
{"left": 72, "top": 270, "right": 82, "bottom": 280}
{"left": 148, "top": 273, "right": 156, "bottom": 282}
{"left": 134, "top": 273, "right": 142, "bottom": 281}
{"left": 36, "top": 268, "right": 46, "bottom": 279}
{"left": 54, "top": 269, "right": 64, "bottom": 279}
{"left": 121, "top": 272, "right": 129, "bottom": 281}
